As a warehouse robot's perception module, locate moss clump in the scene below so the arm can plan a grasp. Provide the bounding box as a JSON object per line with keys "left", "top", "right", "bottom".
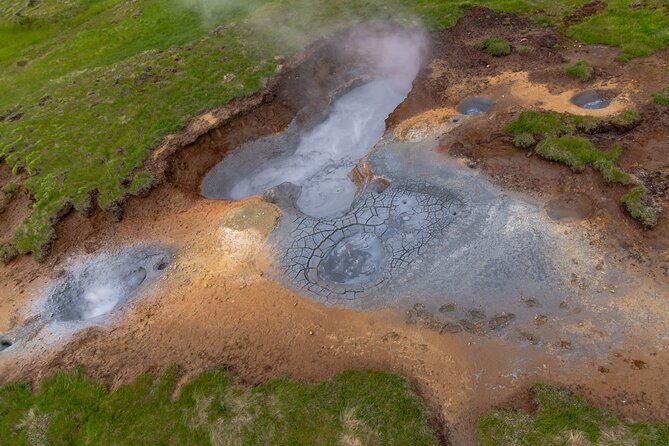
{"left": 504, "top": 111, "right": 598, "bottom": 139}
{"left": 475, "top": 38, "right": 511, "bottom": 56}
{"left": 610, "top": 108, "right": 642, "bottom": 128}
{"left": 622, "top": 185, "right": 657, "bottom": 228}
{"left": 565, "top": 60, "right": 593, "bottom": 81}
{"left": 128, "top": 171, "right": 155, "bottom": 196}
{"left": 653, "top": 86, "right": 669, "bottom": 106}
{"left": 513, "top": 133, "right": 535, "bottom": 149}
{"left": 535, "top": 136, "right": 602, "bottom": 172}
{"left": 592, "top": 159, "right": 635, "bottom": 185}
{"left": 2, "top": 182, "right": 19, "bottom": 198}
{"left": 477, "top": 383, "right": 669, "bottom": 445}
{"left": 0, "top": 243, "right": 19, "bottom": 264}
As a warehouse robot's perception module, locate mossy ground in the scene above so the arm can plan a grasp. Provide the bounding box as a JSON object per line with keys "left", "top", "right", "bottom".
{"left": 653, "top": 85, "right": 669, "bottom": 106}
{"left": 565, "top": 60, "right": 594, "bottom": 81}
{"left": 0, "top": 367, "right": 437, "bottom": 445}
{"left": 477, "top": 383, "right": 669, "bottom": 446}
{"left": 504, "top": 110, "right": 657, "bottom": 226}
{"left": 1, "top": 0, "right": 668, "bottom": 259}
{"left": 475, "top": 37, "right": 512, "bottom": 56}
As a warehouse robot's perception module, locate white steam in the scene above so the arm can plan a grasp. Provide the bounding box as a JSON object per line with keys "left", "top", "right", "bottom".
{"left": 210, "top": 29, "right": 426, "bottom": 217}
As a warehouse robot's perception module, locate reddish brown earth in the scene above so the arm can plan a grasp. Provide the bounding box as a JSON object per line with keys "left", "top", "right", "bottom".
{"left": 1, "top": 8, "right": 668, "bottom": 445}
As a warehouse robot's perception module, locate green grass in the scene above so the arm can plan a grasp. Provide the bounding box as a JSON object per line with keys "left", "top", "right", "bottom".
{"left": 653, "top": 85, "right": 669, "bottom": 106}
{"left": 534, "top": 135, "right": 616, "bottom": 172}
{"left": 477, "top": 383, "right": 669, "bottom": 446}
{"left": 1, "top": 0, "right": 668, "bottom": 260}
{"left": 622, "top": 185, "right": 657, "bottom": 227}
{"left": 0, "top": 367, "right": 438, "bottom": 445}
{"left": 504, "top": 110, "right": 599, "bottom": 139}
{"left": 128, "top": 171, "right": 154, "bottom": 196}
{"left": 475, "top": 37, "right": 512, "bottom": 56}
{"left": 565, "top": 59, "right": 593, "bottom": 81}
{"left": 568, "top": 0, "right": 669, "bottom": 62}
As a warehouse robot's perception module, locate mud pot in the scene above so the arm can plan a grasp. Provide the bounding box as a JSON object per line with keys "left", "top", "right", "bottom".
{"left": 1, "top": 8, "right": 669, "bottom": 445}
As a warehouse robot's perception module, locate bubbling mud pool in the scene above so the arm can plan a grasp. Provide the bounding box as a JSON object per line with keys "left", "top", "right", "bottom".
{"left": 201, "top": 29, "right": 426, "bottom": 218}
{"left": 0, "top": 244, "right": 173, "bottom": 353}
{"left": 457, "top": 96, "right": 494, "bottom": 115}
{"left": 571, "top": 89, "right": 615, "bottom": 109}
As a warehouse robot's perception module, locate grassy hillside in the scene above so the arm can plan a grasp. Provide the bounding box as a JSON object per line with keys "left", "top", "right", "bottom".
{"left": 0, "top": 367, "right": 438, "bottom": 445}
{"left": 1, "top": 0, "right": 668, "bottom": 259}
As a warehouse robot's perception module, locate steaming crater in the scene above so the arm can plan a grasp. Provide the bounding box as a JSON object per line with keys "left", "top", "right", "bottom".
{"left": 201, "top": 29, "right": 425, "bottom": 218}
{"left": 457, "top": 96, "right": 494, "bottom": 115}
{"left": 44, "top": 244, "right": 173, "bottom": 322}
{"left": 571, "top": 90, "right": 615, "bottom": 109}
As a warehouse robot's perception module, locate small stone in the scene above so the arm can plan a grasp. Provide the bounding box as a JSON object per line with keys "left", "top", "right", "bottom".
{"left": 308, "top": 330, "right": 314, "bottom": 336}
{"left": 439, "top": 303, "right": 456, "bottom": 313}
{"left": 534, "top": 314, "right": 548, "bottom": 326}
{"left": 488, "top": 313, "right": 515, "bottom": 330}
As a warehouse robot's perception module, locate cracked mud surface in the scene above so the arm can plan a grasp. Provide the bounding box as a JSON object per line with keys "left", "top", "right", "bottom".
{"left": 282, "top": 180, "right": 464, "bottom": 301}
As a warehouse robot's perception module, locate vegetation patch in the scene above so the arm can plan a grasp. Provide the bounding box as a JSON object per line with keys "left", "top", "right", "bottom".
{"left": 565, "top": 60, "right": 593, "bottom": 81}
{"left": 653, "top": 85, "right": 669, "bottom": 106}
{"left": 622, "top": 185, "right": 658, "bottom": 228}
{"left": 0, "top": 367, "right": 437, "bottom": 445}
{"left": 477, "top": 383, "right": 669, "bottom": 446}
{"left": 475, "top": 37, "right": 512, "bottom": 56}
{"left": 0, "top": 243, "right": 18, "bottom": 264}
{"left": 567, "top": 0, "right": 669, "bottom": 61}
{"left": 534, "top": 135, "right": 610, "bottom": 172}
{"left": 505, "top": 109, "right": 656, "bottom": 226}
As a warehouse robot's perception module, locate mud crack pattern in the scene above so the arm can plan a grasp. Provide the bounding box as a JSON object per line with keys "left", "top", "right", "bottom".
{"left": 283, "top": 181, "right": 466, "bottom": 301}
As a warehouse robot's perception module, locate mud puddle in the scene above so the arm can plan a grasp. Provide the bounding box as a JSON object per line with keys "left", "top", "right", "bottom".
{"left": 0, "top": 244, "right": 172, "bottom": 357}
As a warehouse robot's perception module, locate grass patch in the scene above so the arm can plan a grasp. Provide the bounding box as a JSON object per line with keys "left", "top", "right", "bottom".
{"left": 622, "top": 185, "right": 657, "bottom": 227}
{"left": 534, "top": 135, "right": 615, "bottom": 172}
{"left": 652, "top": 85, "right": 669, "bottom": 106}
{"left": 0, "top": 243, "right": 18, "bottom": 264}
{"left": 128, "top": 171, "right": 154, "bottom": 196}
{"left": 504, "top": 110, "right": 599, "bottom": 139}
{"left": 565, "top": 59, "right": 593, "bottom": 81}
{"left": 477, "top": 383, "right": 669, "bottom": 445}
{"left": 567, "top": 0, "right": 669, "bottom": 61}
{"left": 475, "top": 37, "right": 511, "bottom": 56}
{"left": 0, "top": 367, "right": 437, "bottom": 445}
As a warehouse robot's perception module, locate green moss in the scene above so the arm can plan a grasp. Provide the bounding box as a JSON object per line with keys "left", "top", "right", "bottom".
{"left": 565, "top": 60, "right": 593, "bottom": 81}
{"left": 622, "top": 185, "right": 657, "bottom": 228}
{"left": 592, "top": 159, "right": 635, "bottom": 185}
{"left": 610, "top": 108, "right": 642, "bottom": 127}
{"left": 535, "top": 136, "right": 602, "bottom": 172}
{"left": 0, "top": 243, "right": 18, "bottom": 263}
{"left": 128, "top": 171, "right": 154, "bottom": 196}
{"left": 2, "top": 182, "right": 19, "bottom": 197}
{"left": 504, "top": 111, "right": 598, "bottom": 138}
{"left": 652, "top": 85, "right": 669, "bottom": 106}
{"left": 513, "top": 133, "right": 536, "bottom": 149}
{"left": 477, "top": 383, "right": 669, "bottom": 446}
{"left": 0, "top": 367, "right": 437, "bottom": 445}
{"left": 475, "top": 37, "right": 511, "bottom": 56}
